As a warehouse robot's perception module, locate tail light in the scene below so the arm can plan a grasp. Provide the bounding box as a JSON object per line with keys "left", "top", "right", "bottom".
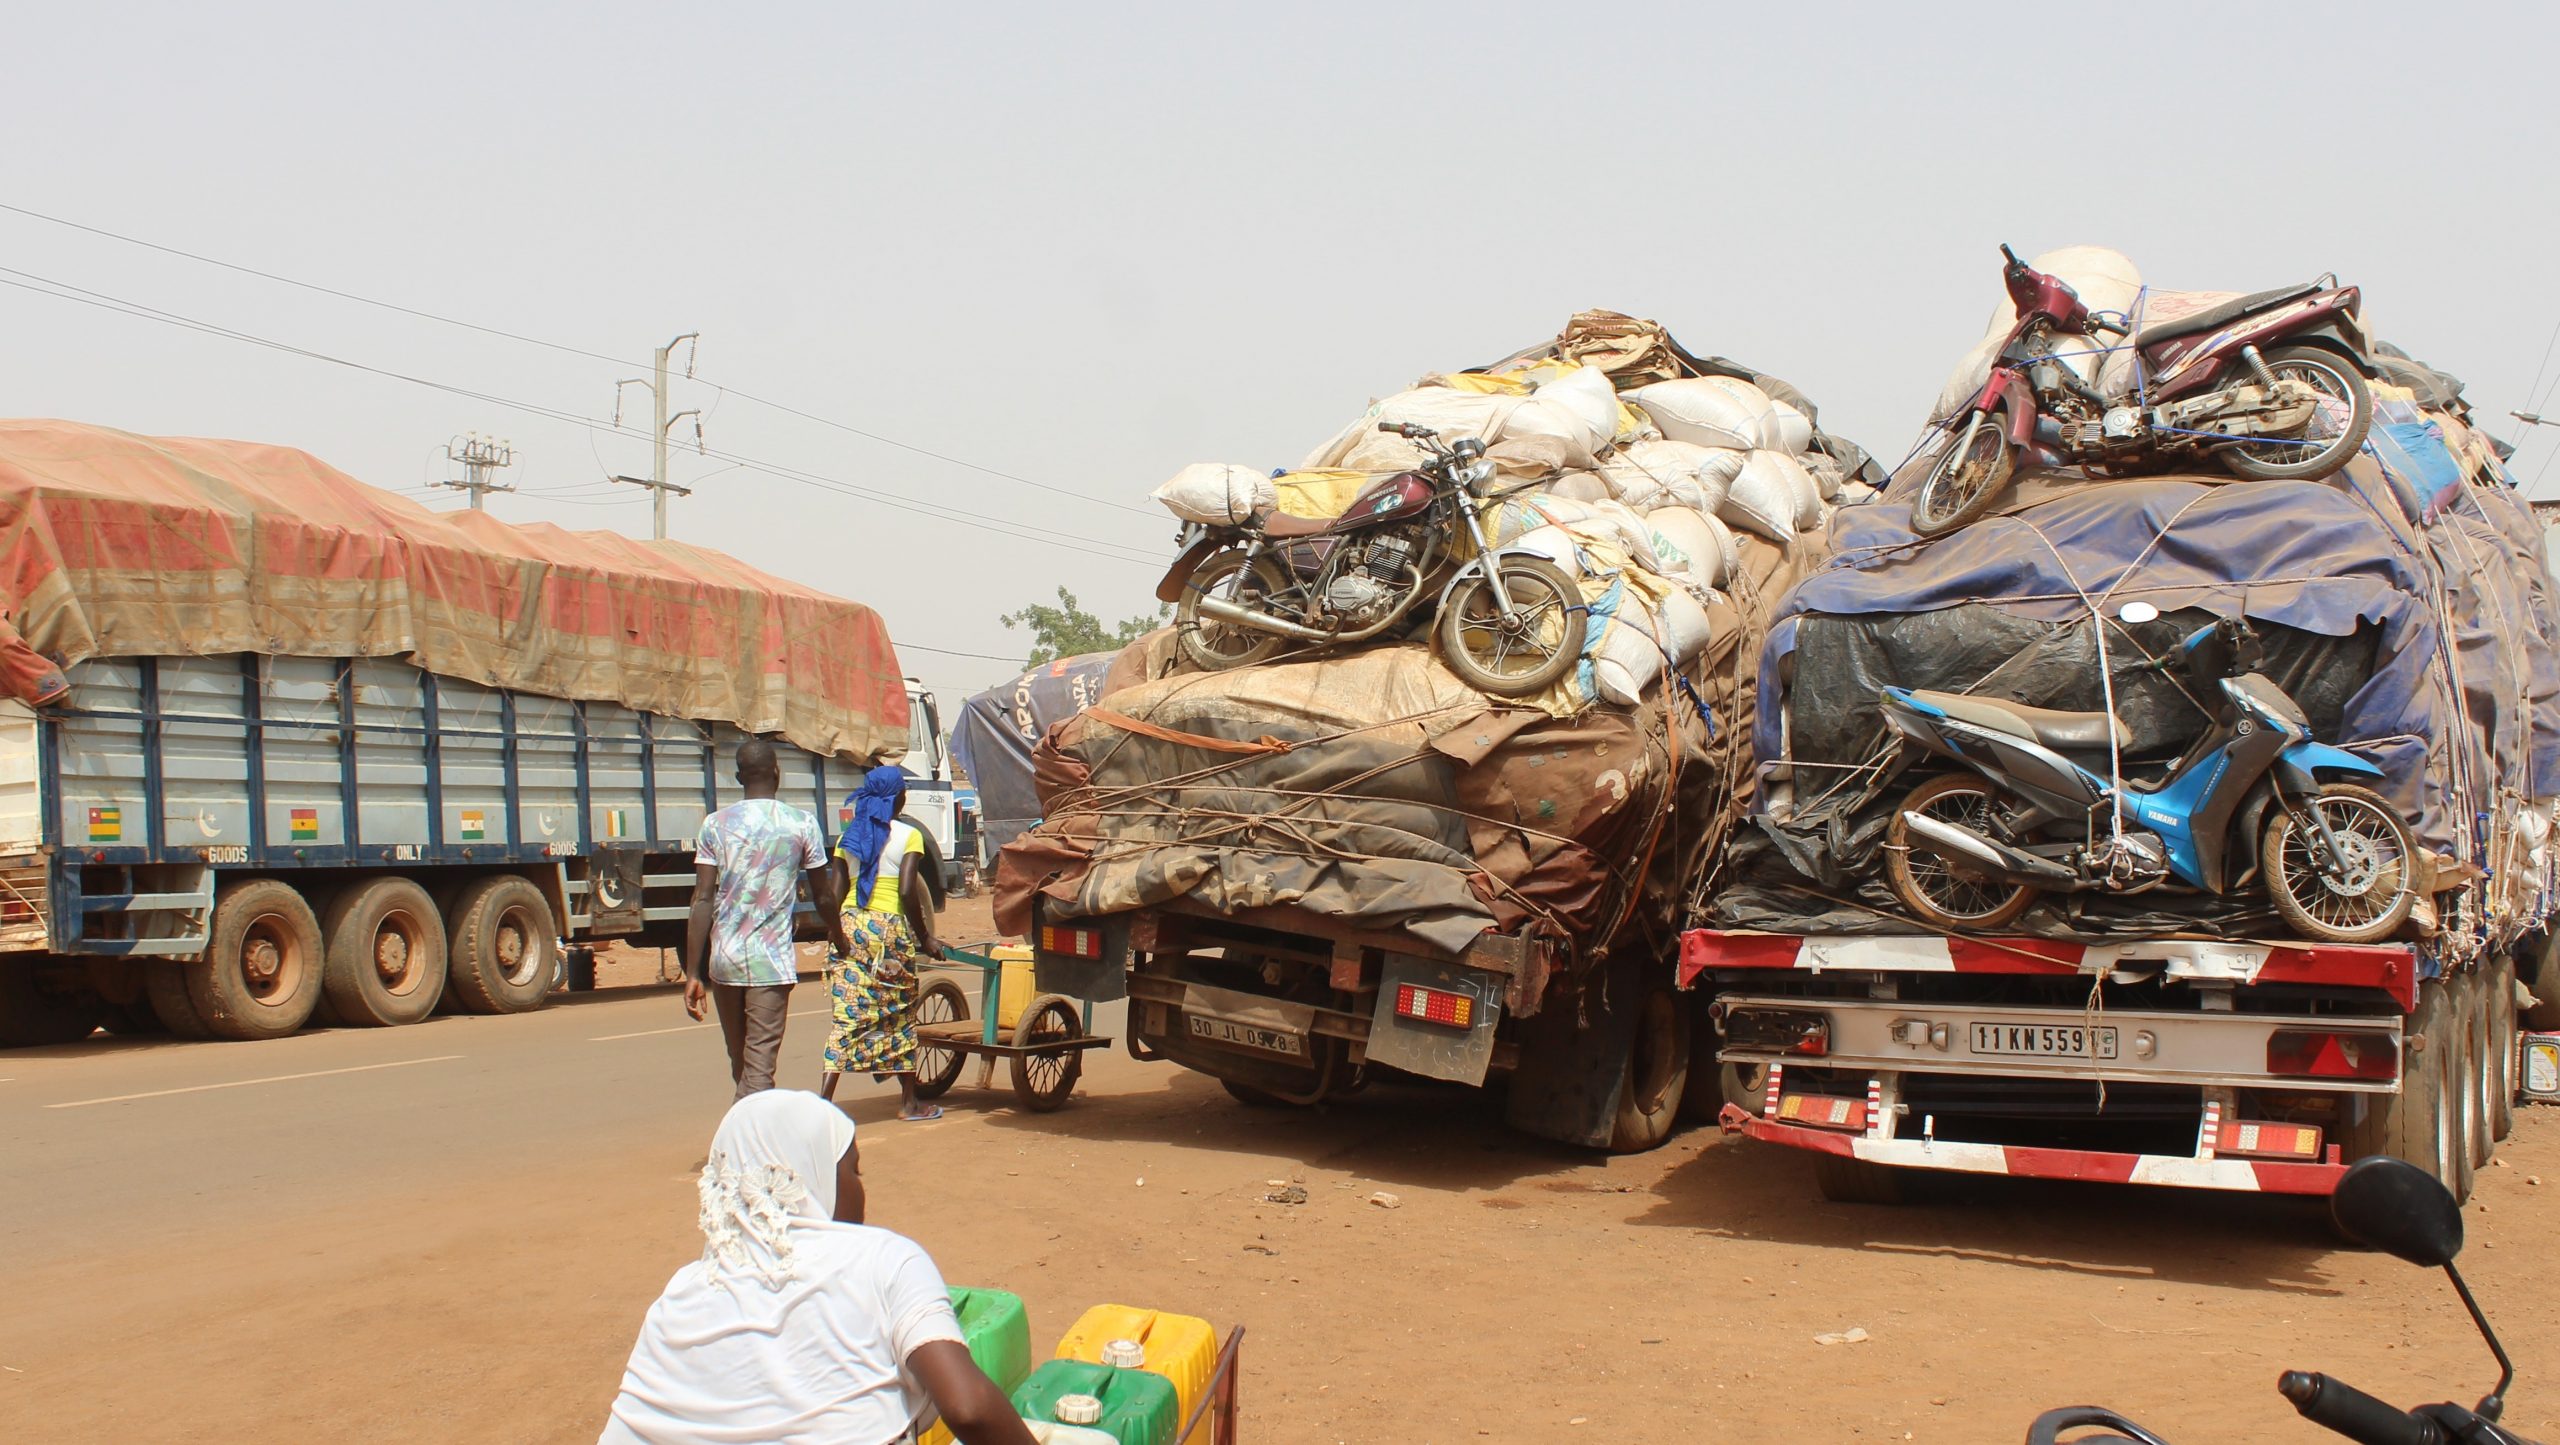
{"left": 1777, "top": 1093, "right": 1867, "bottom": 1132}
{"left": 1039, "top": 924, "right": 1103, "bottom": 960}
{"left": 1725, "top": 1007, "right": 1830, "bottom": 1057}
{"left": 2266, "top": 1030, "right": 2397, "bottom": 1081}
{"left": 1393, "top": 983, "right": 1474, "bottom": 1029}
{"left": 2218, "top": 1121, "right": 2324, "bottom": 1161}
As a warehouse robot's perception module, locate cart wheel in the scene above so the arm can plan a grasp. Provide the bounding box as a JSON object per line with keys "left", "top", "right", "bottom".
{"left": 1009, "top": 994, "right": 1084, "bottom": 1113}
{"left": 912, "top": 978, "right": 968, "bottom": 1101}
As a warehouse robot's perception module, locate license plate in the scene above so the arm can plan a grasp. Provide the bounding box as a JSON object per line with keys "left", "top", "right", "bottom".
{"left": 1970, "top": 1021, "right": 2119, "bottom": 1060}
{"left": 1188, "top": 1014, "right": 1305, "bottom": 1057}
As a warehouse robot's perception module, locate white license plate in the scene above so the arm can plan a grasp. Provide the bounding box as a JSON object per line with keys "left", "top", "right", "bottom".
{"left": 1970, "top": 1021, "right": 2119, "bottom": 1060}
{"left": 1188, "top": 1014, "right": 1305, "bottom": 1057}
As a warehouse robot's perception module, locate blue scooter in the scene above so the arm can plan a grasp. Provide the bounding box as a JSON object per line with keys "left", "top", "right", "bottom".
{"left": 1876, "top": 605, "right": 2416, "bottom": 943}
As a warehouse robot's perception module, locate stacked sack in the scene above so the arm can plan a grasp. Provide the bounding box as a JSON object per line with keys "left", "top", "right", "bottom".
{"left": 1153, "top": 311, "right": 1877, "bottom": 707}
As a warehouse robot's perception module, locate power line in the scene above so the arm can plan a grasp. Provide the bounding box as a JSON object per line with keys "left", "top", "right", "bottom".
{"left": 0, "top": 265, "right": 1165, "bottom": 566}
{"left": 0, "top": 199, "right": 1153, "bottom": 517}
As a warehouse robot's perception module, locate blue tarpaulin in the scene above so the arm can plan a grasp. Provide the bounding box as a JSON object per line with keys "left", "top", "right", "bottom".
{"left": 950, "top": 650, "right": 1120, "bottom": 859}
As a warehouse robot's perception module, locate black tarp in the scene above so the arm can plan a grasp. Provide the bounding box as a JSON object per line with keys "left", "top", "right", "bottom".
{"left": 949, "top": 650, "right": 1118, "bottom": 858}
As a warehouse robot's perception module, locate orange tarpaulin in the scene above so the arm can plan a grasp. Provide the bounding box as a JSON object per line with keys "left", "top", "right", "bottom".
{"left": 0, "top": 419, "right": 909, "bottom": 761}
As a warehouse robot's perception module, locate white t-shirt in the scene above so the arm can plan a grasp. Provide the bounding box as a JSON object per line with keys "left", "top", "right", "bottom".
{"left": 599, "top": 1223, "right": 966, "bottom": 1445}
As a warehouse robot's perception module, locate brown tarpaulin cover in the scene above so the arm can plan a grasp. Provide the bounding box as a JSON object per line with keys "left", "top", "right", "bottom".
{"left": 995, "top": 533, "right": 1810, "bottom": 994}
{"left": 0, "top": 420, "right": 909, "bottom": 760}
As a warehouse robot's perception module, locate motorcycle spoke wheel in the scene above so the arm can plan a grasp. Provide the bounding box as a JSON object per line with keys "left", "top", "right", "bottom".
{"left": 2262, "top": 784, "right": 2415, "bottom": 943}
{"left": 2220, "top": 346, "right": 2373, "bottom": 481}
{"left": 1174, "top": 551, "right": 1289, "bottom": 671}
{"left": 1911, "top": 421, "right": 2015, "bottom": 537}
{"left": 1884, "top": 775, "right": 2037, "bottom": 931}
{"left": 1437, "top": 556, "right": 1585, "bottom": 697}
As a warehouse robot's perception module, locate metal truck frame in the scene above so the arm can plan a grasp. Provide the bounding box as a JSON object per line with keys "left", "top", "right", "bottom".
{"left": 1684, "top": 929, "right": 2518, "bottom": 1204}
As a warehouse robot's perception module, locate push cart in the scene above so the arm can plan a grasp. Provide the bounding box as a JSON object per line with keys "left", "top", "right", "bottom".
{"left": 910, "top": 943, "right": 1110, "bottom": 1112}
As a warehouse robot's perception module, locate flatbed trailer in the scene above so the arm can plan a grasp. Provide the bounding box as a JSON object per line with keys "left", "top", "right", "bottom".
{"left": 1682, "top": 928, "right": 2519, "bottom": 1203}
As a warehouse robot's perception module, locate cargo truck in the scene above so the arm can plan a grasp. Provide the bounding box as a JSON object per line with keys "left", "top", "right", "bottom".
{"left": 0, "top": 419, "right": 926, "bottom": 1046}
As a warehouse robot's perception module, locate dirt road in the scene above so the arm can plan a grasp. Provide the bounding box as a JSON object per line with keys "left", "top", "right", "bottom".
{"left": 5, "top": 921, "right": 2555, "bottom": 1443}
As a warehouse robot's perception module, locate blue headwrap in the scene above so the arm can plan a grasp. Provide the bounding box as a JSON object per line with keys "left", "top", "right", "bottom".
{"left": 841, "top": 765, "right": 908, "bottom": 907}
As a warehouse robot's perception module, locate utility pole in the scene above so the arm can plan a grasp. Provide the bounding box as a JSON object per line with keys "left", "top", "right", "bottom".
{"left": 613, "top": 332, "right": 703, "bottom": 539}
{"left": 439, "top": 433, "right": 516, "bottom": 509}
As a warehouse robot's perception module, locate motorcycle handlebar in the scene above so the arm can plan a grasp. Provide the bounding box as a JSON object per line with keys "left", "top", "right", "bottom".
{"left": 2280, "top": 1371, "right": 2446, "bottom": 1445}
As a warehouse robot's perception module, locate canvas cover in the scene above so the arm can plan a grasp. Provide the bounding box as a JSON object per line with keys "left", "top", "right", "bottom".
{"left": 950, "top": 649, "right": 1119, "bottom": 856}
{"left": 1726, "top": 414, "right": 2560, "bottom": 953}
{"left": 0, "top": 420, "right": 909, "bottom": 761}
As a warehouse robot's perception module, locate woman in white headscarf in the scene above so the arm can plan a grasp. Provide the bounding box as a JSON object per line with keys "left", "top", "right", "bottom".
{"left": 599, "top": 1091, "right": 1036, "bottom": 1445}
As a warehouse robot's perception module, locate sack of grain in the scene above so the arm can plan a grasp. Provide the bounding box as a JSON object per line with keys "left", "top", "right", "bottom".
{"left": 1626, "top": 376, "right": 1775, "bottom": 451}
{"left": 1645, "top": 507, "right": 1728, "bottom": 589}
{"left": 1590, "top": 592, "right": 1665, "bottom": 707}
{"left": 1153, "top": 462, "right": 1275, "bottom": 524}
{"left": 1653, "top": 583, "right": 1714, "bottom": 665}
{"left": 1719, "top": 449, "right": 1799, "bottom": 543}
{"left": 1763, "top": 399, "right": 1815, "bottom": 455}
{"left": 1500, "top": 364, "right": 1619, "bottom": 470}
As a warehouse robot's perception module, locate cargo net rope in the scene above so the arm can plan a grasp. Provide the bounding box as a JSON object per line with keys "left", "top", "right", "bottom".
{"left": 1722, "top": 406, "right": 2560, "bottom": 964}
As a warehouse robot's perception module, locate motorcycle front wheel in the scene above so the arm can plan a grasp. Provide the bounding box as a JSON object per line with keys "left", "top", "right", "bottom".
{"left": 1910, "top": 417, "right": 2016, "bottom": 537}
{"left": 2260, "top": 782, "right": 2416, "bottom": 944}
{"left": 2219, "top": 344, "right": 2374, "bottom": 482}
{"left": 1437, "top": 555, "right": 1585, "bottom": 696}
{"left": 1174, "top": 549, "right": 1290, "bottom": 672}
{"left": 1884, "top": 774, "right": 2038, "bottom": 932}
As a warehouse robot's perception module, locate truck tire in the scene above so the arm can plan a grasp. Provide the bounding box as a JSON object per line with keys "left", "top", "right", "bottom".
{"left": 1606, "top": 988, "right": 1690, "bottom": 1154}
{"left": 2457, "top": 970, "right": 2493, "bottom": 1169}
{"left": 1813, "top": 1153, "right": 1909, "bottom": 1205}
{"left": 2525, "top": 932, "right": 2560, "bottom": 1032}
{"left": 86, "top": 961, "right": 163, "bottom": 1036}
{"left": 188, "top": 878, "right": 326, "bottom": 1041}
{"left": 444, "top": 875, "right": 556, "bottom": 1015}
{"left": 2341, "top": 981, "right": 2467, "bottom": 1203}
{"left": 321, "top": 877, "right": 450, "bottom": 1027}
{"left": 144, "top": 962, "right": 212, "bottom": 1039}
{"left": 2489, "top": 962, "right": 2517, "bottom": 1144}
{"left": 0, "top": 959, "right": 106, "bottom": 1046}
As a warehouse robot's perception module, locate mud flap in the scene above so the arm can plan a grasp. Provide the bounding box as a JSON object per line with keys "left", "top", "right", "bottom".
{"left": 1365, "top": 954, "right": 1502, "bottom": 1086}
{"left": 589, "top": 845, "right": 648, "bottom": 935}
{"left": 1502, "top": 949, "right": 1648, "bottom": 1148}
{"left": 1029, "top": 901, "right": 1129, "bottom": 1001}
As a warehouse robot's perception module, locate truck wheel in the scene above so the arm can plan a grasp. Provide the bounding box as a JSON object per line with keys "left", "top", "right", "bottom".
{"left": 2341, "top": 981, "right": 2468, "bottom": 1203}
{"left": 0, "top": 959, "right": 107, "bottom": 1046}
{"left": 445, "top": 875, "right": 557, "bottom": 1015}
{"left": 2457, "top": 971, "right": 2493, "bottom": 1169}
{"left": 1606, "top": 988, "right": 1690, "bottom": 1154}
{"left": 2489, "top": 963, "right": 2517, "bottom": 1143}
{"left": 144, "top": 962, "right": 212, "bottom": 1038}
{"left": 321, "top": 878, "right": 450, "bottom": 1027}
{"left": 1813, "top": 1153, "right": 1909, "bottom": 1205}
{"left": 189, "top": 878, "right": 326, "bottom": 1041}
{"left": 87, "top": 961, "right": 163, "bottom": 1036}
{"left": 2525, "top": 932, "right": 2560, "bottom": 1032}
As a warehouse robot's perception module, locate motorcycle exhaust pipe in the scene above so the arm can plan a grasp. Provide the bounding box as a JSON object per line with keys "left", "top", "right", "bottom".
{"left": 1194, "top": 594, "right": 1334, "bottom": 643}
{"left": 1899, "top": 811, "right": 2076, "bottom": 884}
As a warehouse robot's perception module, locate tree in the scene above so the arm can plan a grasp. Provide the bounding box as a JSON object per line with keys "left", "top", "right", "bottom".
{"left": 999, "top": 587, "right": 1164, "bottom": 667}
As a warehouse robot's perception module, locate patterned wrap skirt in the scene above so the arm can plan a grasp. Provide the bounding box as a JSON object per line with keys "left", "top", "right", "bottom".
{"left": 825, "top": 909, "right": 919, "bottom": 1075}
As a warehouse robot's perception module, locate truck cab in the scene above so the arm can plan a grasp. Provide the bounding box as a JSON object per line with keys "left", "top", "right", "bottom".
{"left": 893, "top": 679, "right": 975, "bottom": 896}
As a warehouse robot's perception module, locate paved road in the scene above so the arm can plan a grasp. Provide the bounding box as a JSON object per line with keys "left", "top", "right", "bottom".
{"left": 6, "top": 983, "right": 2559, "bottom": 1444}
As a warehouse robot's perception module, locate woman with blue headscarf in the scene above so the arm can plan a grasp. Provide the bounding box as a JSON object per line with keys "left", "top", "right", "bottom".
{"left": 819, "top": 764, "right": 946, "bottom": 1120}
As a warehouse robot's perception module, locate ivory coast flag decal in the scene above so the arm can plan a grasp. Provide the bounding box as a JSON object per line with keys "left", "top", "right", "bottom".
{"left": 605, "top": 809, "right": 629, "bottom": 840}
{"left": 289, "top": 808, "right": 319, "bottom": 841}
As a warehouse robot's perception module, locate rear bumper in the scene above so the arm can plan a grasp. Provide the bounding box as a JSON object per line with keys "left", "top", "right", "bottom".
{"left": 1717, "top": 1103, "right": 2346, "bottom": 1196}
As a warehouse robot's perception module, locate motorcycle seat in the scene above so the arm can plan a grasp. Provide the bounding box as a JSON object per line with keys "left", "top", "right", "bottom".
{"left": 2133, "top": 281, "right": 2325, "bottom": 351}
{"left": 1255, "top": 508, "right": 1336, "bottom": 539}
{"left": 1907, "top": 689, "right": 2132, "bottom": 751}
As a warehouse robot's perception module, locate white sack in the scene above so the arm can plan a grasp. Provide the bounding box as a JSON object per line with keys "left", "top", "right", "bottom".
{"left": 1332, "top": 387, "right": 1521, "bottom": 471}
{"left": 1627, "top": 377, "right": 1774, "bottom": 452}
{"left": 1153, "top": 462, "right": 1275, "bottom": 524}
{"left": 1653, "top": 584, "right": 1714, "bottom": 665}
{"left": 1591, "top": 593, "right": 1665, "bottom": 707}
{"left": 1723, "top": 450, "right": 1815, "bottom": 541}
{"left": 1544, "top": 470, "right": 1611, "bottom": 504}
{"left": 1801, "top": 450, "right": 1847, "bottom": 503}
{"left": 1583, "top": 499, "right": 1668, "bottom": 574}
{"left": 1763, "top": 400, "right": 1815, "bottom": 455}
{"left": 1503, "top": 523, "right": 1584, "bottom": 578}
{"left": 1645, "top": 507, "right": 1728, "bottom": 590}
{"left": 1499, "top": 365, "right": 1618, "bottom": 470}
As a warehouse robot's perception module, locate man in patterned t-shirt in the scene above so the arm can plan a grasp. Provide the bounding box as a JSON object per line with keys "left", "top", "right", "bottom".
{"left": 685, "top": 738, "right": 849, "bottom": 1100}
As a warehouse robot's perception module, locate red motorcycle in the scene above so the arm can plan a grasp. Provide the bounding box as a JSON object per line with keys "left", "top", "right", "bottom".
{"left": 1914, "top": 244, "right": 2377, "bottom": 536}
{"left": 1154, "top": 423, "right": 1586, "bottom": 696}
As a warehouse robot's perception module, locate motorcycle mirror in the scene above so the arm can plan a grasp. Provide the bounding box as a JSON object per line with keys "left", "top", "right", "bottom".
{"left": 2331, "top": 1156, "right": 2462, "bottom": 1267}
{"left": 2116, "top": 601, "right": 2160, "bottom": 624}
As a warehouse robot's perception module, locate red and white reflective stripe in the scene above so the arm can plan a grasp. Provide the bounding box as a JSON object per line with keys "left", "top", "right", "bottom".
{"left": 2200, "top": 1098, "right": 2222, "bottom": 1158}
{"left": 1865, "top": 1077, "right": 1884, "bottom": 1139}
{"left": 1719, "top": 1106, "right": 2344, "bottom": 1197}
{"left": 1763, "top": 1062, "right": 1784, "bottom": 1120}
{"left": 1679, "top": 930, "right": 2415, "bottom": 1009}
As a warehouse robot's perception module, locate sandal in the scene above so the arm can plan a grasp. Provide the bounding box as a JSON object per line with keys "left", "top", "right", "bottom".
{"left": 899, "top": 1105, "right": 945, "bottom": 1123}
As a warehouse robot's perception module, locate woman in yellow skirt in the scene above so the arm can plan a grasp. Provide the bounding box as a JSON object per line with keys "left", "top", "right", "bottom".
{"left": 819, "top": 765, "right": 945, "bottom": 1120}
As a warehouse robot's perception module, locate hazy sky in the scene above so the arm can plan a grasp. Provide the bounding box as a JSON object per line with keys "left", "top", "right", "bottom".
{"left": 6, "top": 1, "right": 2557, "bottom": 713}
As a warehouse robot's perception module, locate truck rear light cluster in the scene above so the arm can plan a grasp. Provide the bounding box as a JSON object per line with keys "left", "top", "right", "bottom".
{"left": 1039, "top": 924, "right": 1102, "bottom": 960}
{"left": 2218, "top": 1121, "right": 2324, "bottom": 1160}
{"left": 1725, "top": 1006, "right": 1830, "bottom": 1057}
{"left": 1777, "top": 1093, "right": 1867, "bottom": 1132}
{"left": 1393, "top": 983, "right": 1474, "bottom": 1029}
{"left": 2266, "top": 1030, "right": 2397, "bottom": 1081}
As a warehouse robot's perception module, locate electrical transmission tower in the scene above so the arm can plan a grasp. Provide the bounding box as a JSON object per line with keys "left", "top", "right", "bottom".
{"left": 440, "top": 434, "right": 517, "bottom": 509}
{"left": 612, "top": 332, "right": 703, "bottom": 540}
